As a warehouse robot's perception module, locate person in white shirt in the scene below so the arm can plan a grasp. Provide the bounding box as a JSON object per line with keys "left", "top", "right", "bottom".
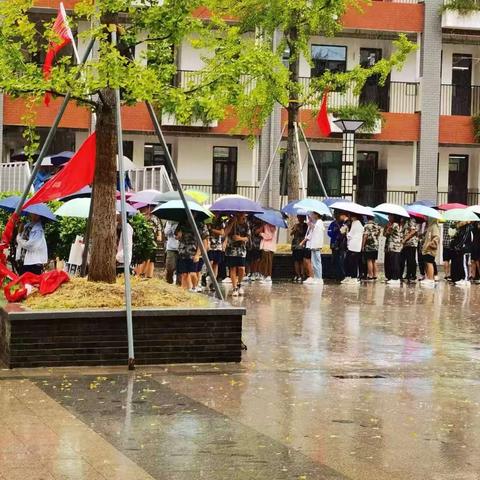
{"left": 116, "top": 214, "right": 134, "bottom": 271}
{"left": 342, "top": 214, "right": 364, "bottom": 284}
{"left": 301, "top": 212, "right": 324, "bottom": 285}
{"left": 164, "top": 221, "right": 179, "bottom": 284}
{"left": 16, "top": 214, "right": 48, "bottom": 275}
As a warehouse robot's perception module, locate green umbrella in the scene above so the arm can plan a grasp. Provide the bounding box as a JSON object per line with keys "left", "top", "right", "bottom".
{"left": 152, "top": 200, "right": 213, "bottom": 222}
{"left": 55, "top": 198, "right": 137, "bottom": 218}
{"left": 442, "top": 208, "right": 479, "bottom": 222}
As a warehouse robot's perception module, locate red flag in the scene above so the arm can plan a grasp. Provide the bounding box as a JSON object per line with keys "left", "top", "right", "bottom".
{"left": 24, "top": 133, "right": 96, "bottom": 207}
{"left": 317, "top": 91, "right": 331, "bottom": 137}
{"left": 43, "top": 5, "right": 73, "bottom": 106}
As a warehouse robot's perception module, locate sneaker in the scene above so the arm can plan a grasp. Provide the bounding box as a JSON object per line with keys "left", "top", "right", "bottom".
{"left": 420, "top": 279, "right": 435, "bottom": 288}
{"left": 232, "top": 287, "right": 239, "bottom": 297}
{"left": 260, "top": 276, "right": 272, "bottom": 284}
{"left": 341, "top": 277, "right": 357, "bottom": 284}
{"left": 303, "top": 277, "right": 315, "bottom": 285}
{"left": 455, "top": 280, "right": 471, "bottom": 288}
{"left": 434, "top": 275, "right": 439, "bottom": 282}
{"left": 238, "top": 285, "right": 245, "bottom": 296}
{"left": 195, "top": 286, "right": 203, "bottom": 293}
{"left": 386, "top": 279, "right": 401, "bottom": 286}
{"left": 313, "top": 279, "right": 324, "bottom": 285}
{"left": 222, "top": 277, "right": 232, "bottom": 284}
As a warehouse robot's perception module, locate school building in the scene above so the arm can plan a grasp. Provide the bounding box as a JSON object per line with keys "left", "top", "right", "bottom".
{"left": 2, "top": 1, "right": 480, "bottom": 208}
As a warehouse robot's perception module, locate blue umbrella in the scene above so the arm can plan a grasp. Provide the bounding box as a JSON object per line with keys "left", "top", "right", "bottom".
{"left": 254, "top": 209, "right": 287, "bottom": 228}
{"left": 0, "top": 195, "right": 57, "bottom": 221}
{"left": 323, "top": 197, "right": 352, "bottom": 207}
{"left": 210, "top": 196, "right": 263, "bottom": 214}
{"left": 281, "top": 200, "right": 301, "bottom": 216}
{"left": 406, "top": 204, "right": 443, "bottom": 220}
{"left": 293, "top": 199, "right": 332, "bottom": 217}
{"left": 410, "top": 199, "right": 435, "bottom": 208}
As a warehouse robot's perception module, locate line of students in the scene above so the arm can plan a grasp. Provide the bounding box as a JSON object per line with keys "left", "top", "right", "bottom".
{"left": 164, "top": 213, "right": 278, "bottom": 297}
{"left": 289, "top": 210, "right": 450, "bottom": 288}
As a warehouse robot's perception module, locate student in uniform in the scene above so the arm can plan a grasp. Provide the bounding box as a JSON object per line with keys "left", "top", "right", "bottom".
{"left": 362, "top": 217, "right": 382, "bottom": 281}
{"left": 224, "top": 213, "right": 251, "bottom": 297}
{"left": 421, "top": 218, "right": 440, "bottom": 288}
{"left": 301, "top": 211, "right": 324, "bottom": 285}
{"left": 207, "top": 213, "right": 225, "bottom": 289}
{"left": 341, "top": 213, "right": 364, "bottom": 284}
{"left": 402, "top": 217, "right": 419, "bottom": 283}
{"left": 291, "top": 215, "right": 308, "bottom": 282}
{"left": 384, "top": 215, "right": 403, "bottom": 285}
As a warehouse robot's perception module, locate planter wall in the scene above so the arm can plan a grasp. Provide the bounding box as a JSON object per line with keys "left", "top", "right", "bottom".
{"left": 442, "top": 10, "right": 480, "bottom": 30}
{"left": 0, "top": 305, "right": 245, "bottom": 369}
{"left": 272, "top": 253, "right": 334, "bottom": 280}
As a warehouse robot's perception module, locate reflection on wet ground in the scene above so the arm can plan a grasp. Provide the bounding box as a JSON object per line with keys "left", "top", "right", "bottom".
{"left": 1, "top": 282, "right": 480, "bottom": 480}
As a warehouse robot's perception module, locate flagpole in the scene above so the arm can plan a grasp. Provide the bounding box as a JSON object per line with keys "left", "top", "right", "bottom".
{"left": 293, "top": 122, "right": 307, "bottom": 199}
{"left": 297, "top": 122, "right": 329, "bottom": 198}
{"left": 112, "top": 29, "right": 135, "bottom": 370}
{"left": 14, "top": 38, "right": 96, "bottom": 218}
{"left": 60, "top": 2, "right": 80, "bottom": 64}
{"left": 145, "top": 102, "right": 225, "bottom": 301}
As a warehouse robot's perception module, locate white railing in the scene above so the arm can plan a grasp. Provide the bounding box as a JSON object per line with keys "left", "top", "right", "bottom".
{"left": 0, "top": 161, "right": 32, "bottom": 193}
{"left": 129, "top": 165, "right": 173, "bottom": 192}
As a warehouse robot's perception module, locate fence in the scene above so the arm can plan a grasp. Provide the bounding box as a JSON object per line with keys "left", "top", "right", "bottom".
{"left": 0, "top": 162, "right": 32, "bottom": 193}
{"left": 440, "top": 84, "right": 480, "bottom": 116}
{"left": 298, "top": 79, "right": 419, "bottom": 113}
{"left": 129, "top": 166, "right": 173, "bottom": 192}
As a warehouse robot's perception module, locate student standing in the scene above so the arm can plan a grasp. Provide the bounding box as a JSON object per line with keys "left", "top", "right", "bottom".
{"left": 420, "top": 219, "right": 440, "bottom": 288}
{"left": 362, "top": 217, "right": 381, "bottom": 281}
{"left": 207, "top": 213, "right": 225, "bottom": 289}
{"left": 342, "top": 214, "right": 364, "bottom": 284}
{"left": 16, "top": 214, "right": 48, "bottom": 275}
{"left": 224, "top": 213, "right": 251, "bottom": 297}
{"left": 302, "top": 212, "right": 324, "bottom": 285}
{"left": 384, "top": 215, "right": 403, "bottom": 285}
{"left": 442, "top": 221, "right": 454, "bottom": 280}
{"left": 450, "top": 222, "right": 472, "bottom": 287}
{"left": 328, "top": 211, "right": 348, "bottom": 282}
{"left": 259, "top": 222, "right": 277, "bottom": 284}
{"left": 291, "top": 215, "right": 308, "bottom": 282}
{"left": 402, "top": 217, "right": 418, "bottom": 283}
{"left": 164, "top": 221, "right": 179, "bottom": 284}
{"left": 470, "top": 222, "right": 480, "bottom": 283}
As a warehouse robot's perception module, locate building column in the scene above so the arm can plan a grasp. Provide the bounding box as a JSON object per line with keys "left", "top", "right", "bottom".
{"left": 417, "top": 0, "right": 443, "bottom": 201}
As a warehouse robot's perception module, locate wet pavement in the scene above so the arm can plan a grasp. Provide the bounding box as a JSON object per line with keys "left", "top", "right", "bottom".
{"left": 2, "top": 281, "right": 480, "bottom": 479}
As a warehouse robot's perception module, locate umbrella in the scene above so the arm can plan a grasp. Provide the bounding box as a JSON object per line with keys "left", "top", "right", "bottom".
{"left": 468, "top": 205, "right": 480, "bottom": 215}
{"left": 406, "top": 204, "right": 443, "bottom": 220}
{"left": 11, "top": 150, "right": 39, "bottom": 162}
{"left": 293, "top": 199, "right": 331, "bottom": 217}
{"left": 437, "top": 202, "right": 467, "bottom": 211}
{"left": 410, "top": 199, "right": 436, "bottom": 208}
{"left": 116, "top": 155, "right": 136, "bottom": 171}
{"left": 330, "top": 201, "right": 372, "bottom": 217}
{"left": 152, "top": 200, "right": 212, "bottom": 222}
{"left": 144, "top": 190, "right": 196, "bottom": 204}
{"left": 127, "top": 189, "right": 164, "bottom": 205}
{"left": 254, "top": 209, "right": 288, "bottom": 228}
{"left": 281, "top": 200, "right": 303, "bottom": 216}
{"left": 42, "top": 151, "right": 74, "bottom": 167}
{"left": 55, "top": 198, "right": 137, "bottom": 218}
{"left": 210, "top": 196, "right": 263, "bottom": 214}
{"left": 184, "top": 189, "right": 209, "bottom": 204}
{"left": 60, "top": 186, "right": 92, "bottom": 201}
{"left": 373, "top": 212, "right": 389, "bottom": 226}
{"left": 0, "top": 195, "right": 57, "bottom": 221}
{"left": 442, "top": 208, "right": 479, "bottom": 222}
{"left": 373, "top": 203, "right": 410, "bottom": 218}
{"left": 323, "top": 197, "right": 352, "bottom": 207}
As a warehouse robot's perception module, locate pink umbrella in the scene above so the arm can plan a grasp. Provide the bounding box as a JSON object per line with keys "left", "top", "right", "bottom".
{"left": 437, "top": 202, "right": 467, "bottom": 211}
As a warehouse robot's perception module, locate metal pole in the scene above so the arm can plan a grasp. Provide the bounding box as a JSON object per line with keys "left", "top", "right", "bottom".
{"left": 256, "top": 123, "right": 287, "bottom": 201}
{"left": 293, "top": 122, "right": 307, "bottom": 199}
{"left": 80, "top": 183, "right": 94, "bottom": 277}
{"left": 113, "top": 29, "right": 135, "bottom": 370}
{"left": 298, "top": 122, "right": 329, "bottom": 198}
{"left": 145, "top": 102, "right": 225, "bottom": 301}
{"left": 14, "top": 37, "right": 96, "bottom": 217}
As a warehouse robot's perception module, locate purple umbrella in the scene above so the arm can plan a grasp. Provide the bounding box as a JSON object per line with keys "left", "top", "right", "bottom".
{"left": 210, "top": 196, "right": 263, "bottom": 214}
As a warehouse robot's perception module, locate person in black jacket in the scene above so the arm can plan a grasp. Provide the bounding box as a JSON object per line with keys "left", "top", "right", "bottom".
{"left": 449, "top": 222, "right": 473, "bottom": 286}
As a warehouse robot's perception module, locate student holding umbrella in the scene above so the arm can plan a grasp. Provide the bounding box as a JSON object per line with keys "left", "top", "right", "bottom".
{"left": 16, "top": 213, "right": 48, "bottom": 275}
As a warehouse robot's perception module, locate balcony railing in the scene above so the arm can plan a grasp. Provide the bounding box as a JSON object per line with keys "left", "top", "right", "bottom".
{"left": 438, "top": 191, "right": 480, "bottom": 206}
{"left": 440, "top": 84, "right": 480, "bottom": 116}
{"left": 0, "top": 162, "right": 32, "bottom": 193}
{"left": 175, "top": 70, "right": 255, "bottom": 94}
{"left": 130, "top": 166, "right": 173, "bottom": 192}
{"left": 298, "top": 79, "right": 419, "bottom": 114}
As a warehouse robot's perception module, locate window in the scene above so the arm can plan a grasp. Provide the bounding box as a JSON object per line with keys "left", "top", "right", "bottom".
{"left": 144, "top": 143, "right": 173, "bottom": 175}
{"left": 123, "top": 141, "right": 134, "bottom": 161}
{"left": 311, "top": 45, "right": 347, "bottom": 78}
{"left": 213, "top": 147, "right": 237, "bottom": 194}
{"left": 308, "top": 151, "right": 342, "bottom": 196}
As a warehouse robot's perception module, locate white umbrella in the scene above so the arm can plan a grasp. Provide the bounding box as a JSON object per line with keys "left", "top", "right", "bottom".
{"left": 373, "top": 203, "right": 410, "bottom": 218}
{"left": 407, "top": 204, "right": 443, "bottom": 220}
{"left": 116, "top": 155, "right": 136, "bottom": 171}
{"left": 468, "top": 205, "right": 480, "bottom": 215}
{"left": 128, "top": 189, "right": 163, "bottom": 205}
{"left": 330, "top": 201, "right": 372, "bottom": 217}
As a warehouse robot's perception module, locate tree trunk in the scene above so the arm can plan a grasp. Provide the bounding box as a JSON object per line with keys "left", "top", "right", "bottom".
{"left": 88, "top": 88, "right": 118, "bottom": 283}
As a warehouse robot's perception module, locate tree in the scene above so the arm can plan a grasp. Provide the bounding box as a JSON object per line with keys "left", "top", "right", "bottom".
{"left": 200, "top": 0, "right": 417, "bottom": 200}
{"left": 0, "top": 0, "right": 219, "bottom": 282}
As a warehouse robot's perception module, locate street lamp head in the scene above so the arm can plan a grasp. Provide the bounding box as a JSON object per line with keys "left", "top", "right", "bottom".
{"left": 333, "top": 119, "right": 365, "bottom": 133}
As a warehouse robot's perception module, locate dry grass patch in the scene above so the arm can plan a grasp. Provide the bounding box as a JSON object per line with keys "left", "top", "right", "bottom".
{"left": 25, "top": 276, "right": 209, "bottom": 310}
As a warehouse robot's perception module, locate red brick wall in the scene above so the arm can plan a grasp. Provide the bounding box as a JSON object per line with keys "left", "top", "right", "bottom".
{"left": 282, "top": 110, "right": 420, "bottom": 143}
{"left": 342, "top": 2, "right": 424, "bottom": 33}
{"left": 34, "top": 0, "right": 77, "bottom": 8}
{"left": 439, "top": 116, "right": 476, "bottom": 144}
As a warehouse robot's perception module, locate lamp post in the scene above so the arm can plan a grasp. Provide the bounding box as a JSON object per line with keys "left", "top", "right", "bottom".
{"left": 333, "top": 119, "right": 364, "bottom": 201}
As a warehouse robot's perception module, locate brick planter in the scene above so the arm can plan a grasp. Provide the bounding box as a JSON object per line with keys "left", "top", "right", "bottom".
{"left": 272, "top": 253, "right": 334, "bottom": 280}
{"left": 0, "top": 304, "right": 245, "bottom": 369}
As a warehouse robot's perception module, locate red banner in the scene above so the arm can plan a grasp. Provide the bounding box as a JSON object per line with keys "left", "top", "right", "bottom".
{"left": 24, "top": 133, "right": 96, "bottom": 208}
